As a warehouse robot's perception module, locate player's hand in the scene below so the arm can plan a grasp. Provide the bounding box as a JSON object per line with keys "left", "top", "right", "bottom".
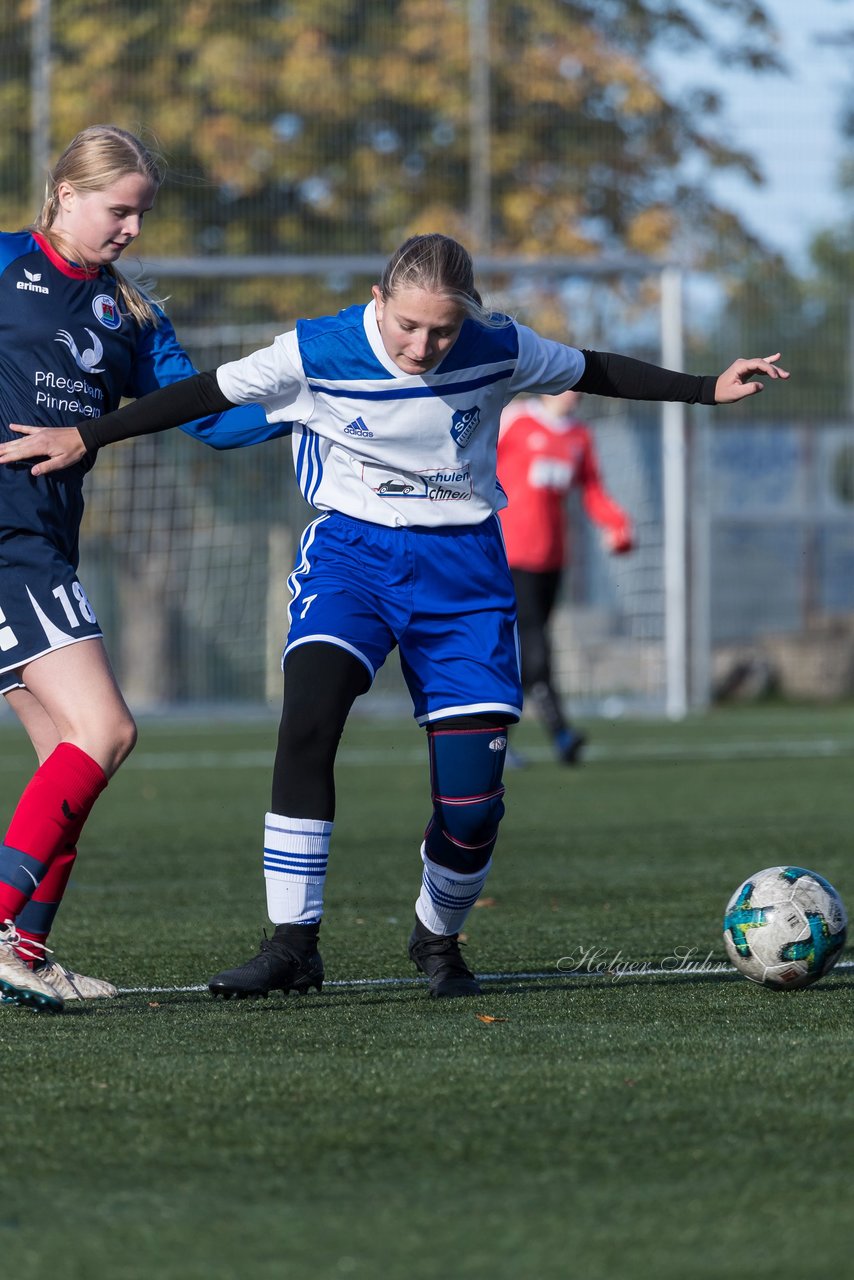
{"left": 0, "top": 424, "right": 87, "bottom": 475}
{"left": 714, "top": 353, "right": 790, "bottom": 403}
{"left": 606, "top": 524, "right": 634, "bottom": 555}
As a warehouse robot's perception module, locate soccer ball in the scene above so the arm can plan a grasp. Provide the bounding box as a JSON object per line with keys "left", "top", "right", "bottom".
{"left": 723, "top": 866, "right": 847, "bottom": 990}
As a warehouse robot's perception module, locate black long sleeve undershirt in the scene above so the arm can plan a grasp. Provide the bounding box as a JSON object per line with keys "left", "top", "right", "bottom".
{"left": 78, "top": 370, "right": 233, "bottom": 452}
{"left": 576, "top": 350, "right": 718, "bottom": 404}
{"left": 77, "top": 350, "right": 718, "bottom": 455}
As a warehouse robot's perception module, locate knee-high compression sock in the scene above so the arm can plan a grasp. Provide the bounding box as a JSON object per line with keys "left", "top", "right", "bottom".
{"left": 263, "top": 812, "right": 332, "bottom": 925}
{"left": 0, "top": 744, "right": 107, "bottom": 924}
{"left": 416, "top": 720, "right": 508, "bottom": 936}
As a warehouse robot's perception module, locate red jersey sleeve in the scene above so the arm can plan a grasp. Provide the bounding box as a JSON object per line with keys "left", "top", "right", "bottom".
{"left": 574, "top": 426, "right": 634, "bottom": 553}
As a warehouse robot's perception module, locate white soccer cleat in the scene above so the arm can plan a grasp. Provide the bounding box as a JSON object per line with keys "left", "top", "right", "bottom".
{"left": 0, "top": 921, "right": 64, "bottom": 1012}
{"left": 34, "top": 959, "right": 118, "bottom": 1000}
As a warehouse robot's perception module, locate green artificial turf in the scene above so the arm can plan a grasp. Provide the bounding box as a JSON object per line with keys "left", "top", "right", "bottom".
{"left": 0, "top": 705, "right": 851, "bottom": 1279}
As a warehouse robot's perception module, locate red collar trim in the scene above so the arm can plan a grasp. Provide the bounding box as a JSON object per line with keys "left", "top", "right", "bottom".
{"left": 32, "top": 231, "right": 102, "bottom": 280}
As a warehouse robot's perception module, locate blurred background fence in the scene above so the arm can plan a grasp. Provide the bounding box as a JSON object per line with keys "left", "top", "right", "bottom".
{"left": 2, "top": 0, "right": 853, "bottom": 716}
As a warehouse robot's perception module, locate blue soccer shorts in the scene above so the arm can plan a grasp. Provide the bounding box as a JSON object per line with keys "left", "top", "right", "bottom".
{"left": 283, "top": 512, "right": 522, "bottom": 725}
{"left": 0, "top": 533, "right": 103, "bottom": 695}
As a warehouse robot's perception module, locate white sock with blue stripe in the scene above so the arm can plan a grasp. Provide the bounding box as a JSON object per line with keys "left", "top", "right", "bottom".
{"left": 263, "top": 812, "right": 331, "bottom": 925}
{"left": 415, "top": 845, "right": 492, "bottom": 936}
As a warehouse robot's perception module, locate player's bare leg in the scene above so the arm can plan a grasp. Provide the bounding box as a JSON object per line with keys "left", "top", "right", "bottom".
{"left": 19, "top": 639, "right": 137, "bottom": 777}
{"left": 4, "top": 685, "right": 62, "bottom": 765}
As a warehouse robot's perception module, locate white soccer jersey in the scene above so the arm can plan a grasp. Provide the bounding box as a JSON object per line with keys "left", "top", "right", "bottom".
{"left": 216, "top": 299, "right": 585, "bottom": 529}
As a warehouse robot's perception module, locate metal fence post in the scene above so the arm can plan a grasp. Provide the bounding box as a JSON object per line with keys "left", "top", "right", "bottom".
{"left": 30, "top": 0, "right": 51, "bottom": 212}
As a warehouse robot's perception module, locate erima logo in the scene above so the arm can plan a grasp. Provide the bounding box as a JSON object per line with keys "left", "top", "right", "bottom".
{"left": 344, "top": 416, "right": 374, "bottom": 437}
{"left": 55, "top": 328, "right": 105, "bottom": 374}
{"left": 450, "top": 405, "right": 481, "bottom": 448}
{"left": 17, "top": 268, "right": 49, "bottom": 295}
{"left": 61, "top": 800, "right": 79, "bottom": 820}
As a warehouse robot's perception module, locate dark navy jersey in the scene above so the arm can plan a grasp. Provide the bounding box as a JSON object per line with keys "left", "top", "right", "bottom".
{"left": 0, "top": 229, "right": 275, "bottom": 567}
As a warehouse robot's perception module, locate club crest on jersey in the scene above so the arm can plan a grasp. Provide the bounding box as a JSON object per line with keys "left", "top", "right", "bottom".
{"left": 92, "top": 294, "right": 122, "bottom": 330}
{"left": 450, "top": 405, "right": 481, "bottom": 448}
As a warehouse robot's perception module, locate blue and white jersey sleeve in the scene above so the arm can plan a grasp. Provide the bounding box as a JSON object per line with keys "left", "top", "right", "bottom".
{"left": 507, "top": 323, "right": 586, "bottom": 396}
{"left": 130, "top": 311, "right": 288, "bottom": 450}
{"left": 216, "top": 331, "right": 315, "bottom": 423}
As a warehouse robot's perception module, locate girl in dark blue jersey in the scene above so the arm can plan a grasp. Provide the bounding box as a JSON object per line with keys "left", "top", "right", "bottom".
{"left": 0, "top": 125, "right": 272, "bottom": 1012}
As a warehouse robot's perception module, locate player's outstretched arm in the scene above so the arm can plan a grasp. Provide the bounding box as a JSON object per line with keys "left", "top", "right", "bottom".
{"left": 714, "top": 353, "right": 789, "bottom": 403}
{"left": 573, "top": 349, "right": 789, "bottom": 406}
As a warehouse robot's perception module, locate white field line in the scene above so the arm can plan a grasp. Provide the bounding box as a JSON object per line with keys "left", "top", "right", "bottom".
{"left": 117, "top": 957, "right": 854, "bottom": 995}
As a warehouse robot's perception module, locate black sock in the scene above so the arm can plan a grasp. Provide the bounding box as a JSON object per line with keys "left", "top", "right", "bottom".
{"left": 272, "top": 922, "right": 320, "bottom": 951}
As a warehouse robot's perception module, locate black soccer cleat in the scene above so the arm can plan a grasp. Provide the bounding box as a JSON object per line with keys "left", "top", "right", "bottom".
{"left": 208, "top": 927, "right": 324, "bottom": 1000}
{"left": 408, "top": 918, "right": 481, "bottom": 998}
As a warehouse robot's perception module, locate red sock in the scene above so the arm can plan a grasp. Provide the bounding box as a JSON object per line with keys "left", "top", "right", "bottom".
{"left": 0, "top": 744, "right": 107, "bottom": 922}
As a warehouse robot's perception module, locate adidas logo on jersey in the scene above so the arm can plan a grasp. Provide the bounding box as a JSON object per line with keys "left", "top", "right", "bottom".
{"left": 344, "top": 416, "right": 374, "bottom": 438}
{"left": 17, "top": 268, "right": 49, "bottom": 295}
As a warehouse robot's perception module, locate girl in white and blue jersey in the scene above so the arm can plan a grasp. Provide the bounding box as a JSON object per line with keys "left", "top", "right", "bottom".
{"left": 0, "top": 234, "right": 790, "bottom": 1000}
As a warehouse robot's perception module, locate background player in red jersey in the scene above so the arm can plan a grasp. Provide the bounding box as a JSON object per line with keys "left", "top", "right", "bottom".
{"left": 497, "top": 389, "right": 634, "bottom": 765}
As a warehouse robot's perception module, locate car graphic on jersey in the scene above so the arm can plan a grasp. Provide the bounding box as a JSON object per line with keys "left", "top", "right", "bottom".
{"left": 364, "top": 465, "right": 472, "bottom": 502}
{"left": 362, "top": 463, "right": 426, "bottom": 498}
